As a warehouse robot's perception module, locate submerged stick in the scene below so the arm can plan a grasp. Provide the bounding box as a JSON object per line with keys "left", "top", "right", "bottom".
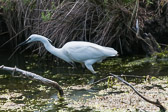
{"left": 91, "top": 74, "right": 146, "bottom": 86}
{"left": 0, "top": 65, "right": 63, "bottom": 97}
{"left": 90, "top": 77, "right": 109, "bottom": 86}
{"left": 110, "top": 73, "right": 166, "bottom": 112}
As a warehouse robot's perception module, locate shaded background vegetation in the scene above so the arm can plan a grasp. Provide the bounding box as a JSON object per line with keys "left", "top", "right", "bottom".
{"left": 0, "top": 0, "right": 168, "bottom": 56}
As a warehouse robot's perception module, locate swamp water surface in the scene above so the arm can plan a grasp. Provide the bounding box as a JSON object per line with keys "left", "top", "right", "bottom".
{"left": 0, "top": 51, "right": 168, "bottom": 111}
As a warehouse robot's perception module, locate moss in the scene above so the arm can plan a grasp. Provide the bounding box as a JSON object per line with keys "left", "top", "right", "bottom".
{"left": 153, "top": 48, "right": 168, "bottom": 59}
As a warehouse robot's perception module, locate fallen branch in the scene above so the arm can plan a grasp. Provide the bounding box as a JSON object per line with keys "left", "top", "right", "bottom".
{"left": 110, "top": 73, "right": 166, "bottom": 112}
{"left": 91, "top": 73, "right": 166, "bottom": 111}
{"left": 0, "top": 65, "right": 63, "bottom": 97}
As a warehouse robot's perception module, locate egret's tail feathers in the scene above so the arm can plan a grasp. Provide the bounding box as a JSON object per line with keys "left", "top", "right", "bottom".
{"left": 102, "top": 47, "right": 118, "bottom": 57}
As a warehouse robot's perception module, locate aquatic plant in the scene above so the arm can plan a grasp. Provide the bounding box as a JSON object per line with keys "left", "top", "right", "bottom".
{"left": 153, "top": 46, "right": 168, "bottom": 59}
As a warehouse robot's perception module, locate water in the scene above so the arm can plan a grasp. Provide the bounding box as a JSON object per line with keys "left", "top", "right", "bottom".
{"left": 0, "top": 51, "right": 168, "bottom": 111}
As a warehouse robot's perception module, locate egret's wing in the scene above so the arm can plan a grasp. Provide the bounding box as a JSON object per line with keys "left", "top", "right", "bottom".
{"left": 64, "top": 45, "right": 115, "bottom": 62}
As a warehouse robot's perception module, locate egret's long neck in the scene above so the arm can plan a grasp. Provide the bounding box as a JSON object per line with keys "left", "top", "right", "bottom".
{"left": 42, "top": 40, "right": 60, "bottom": 54}
{"left": 40, "top": 39, "right": 70, "bottom": 62}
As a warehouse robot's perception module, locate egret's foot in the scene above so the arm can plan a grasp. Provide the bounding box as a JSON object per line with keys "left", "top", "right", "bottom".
{"left": 92, "top": 71, "right": 101, "bottom": 75}
{"left": 91, "top": 70, "right": 97, "bottom": 75}
{"left": 93, "top": 72, "right": 97, "bottom": 75}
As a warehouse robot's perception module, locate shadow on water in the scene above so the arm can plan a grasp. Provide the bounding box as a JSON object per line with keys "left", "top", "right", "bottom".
{"left": 0, "top": 50, "right": 168, "bottom": 111}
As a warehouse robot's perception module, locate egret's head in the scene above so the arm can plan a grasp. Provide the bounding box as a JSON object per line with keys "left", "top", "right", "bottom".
{"left": 18, "top": 34, "right": 52, "bottom": 46}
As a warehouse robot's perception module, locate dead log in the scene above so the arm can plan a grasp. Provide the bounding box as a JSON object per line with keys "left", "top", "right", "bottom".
{"left": 0, "top": 65, "right": 64, "bottom": 97}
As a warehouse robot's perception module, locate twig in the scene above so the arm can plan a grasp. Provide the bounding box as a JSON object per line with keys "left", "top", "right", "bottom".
{"left": 128, "top": 0, "right": 139, "bottom": 28}
{"left": 0, "top": 27, "right": 29, "bottom": 48}
{"left": 120, "top": 74, "right": 145, "bottom": 78}
{"left": 119, "top": 37, "right": 123, "bottom": 55}
{"left": 90, "top": 77, "right": 109, "bottom": 86}
{"left": 64, "top": 0, "right": 79, "bottom": 19}
{"left": 110, "top": 73, "right": 166, "bottom": 112}
{"left": 90, "top": 74, "right": 147, "bottom": 86}
{"left": 8, "top": 47, "right": 20, "bottom": 60}
{"left": 0, "top": 32, "right": 8, "bottom": 36}
{"left": 0, "top": 65, "right": 64, "bottom": 97}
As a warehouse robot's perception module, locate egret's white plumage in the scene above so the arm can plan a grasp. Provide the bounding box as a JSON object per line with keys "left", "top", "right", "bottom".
{"left": 18, "top": 34, "right": 118, "bottom": 74}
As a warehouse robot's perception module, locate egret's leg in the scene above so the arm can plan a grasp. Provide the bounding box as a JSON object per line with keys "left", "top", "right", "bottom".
{"left": 84, "top": 62, "right": 97, "bottom": 74}
{"left": 81, "top": 63, "right": 85, "bottom": 68}
{"left": 69, "top": 62, "right": 76, "bottom": 69}
{"left": 85, "top": 64, "right": 96, "bottom": 74}
{"left": 81, "top": 63, "right": 86, "bottom": 73}
{"left": 97, "top": 59, "right": 103, "bottom": 63}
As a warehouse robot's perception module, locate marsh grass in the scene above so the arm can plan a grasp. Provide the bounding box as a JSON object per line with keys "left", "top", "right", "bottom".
{"left": 1, "top": 0, "right": 163, "bottom": 55}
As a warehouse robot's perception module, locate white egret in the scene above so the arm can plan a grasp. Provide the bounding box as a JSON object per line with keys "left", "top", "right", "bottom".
{"left": 18, "top": 34, "right": 118, "bottom": 74}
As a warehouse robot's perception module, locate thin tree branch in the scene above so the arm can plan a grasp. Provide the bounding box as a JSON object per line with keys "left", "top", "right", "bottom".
{"left": 110, "top": 73, "right": 166, "bottom": 112}
{"left": 90, "top": 73, "right": 166, "bottom": 111}
{"left": 90, "top": 77, "right": 109, "bottom": 86}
